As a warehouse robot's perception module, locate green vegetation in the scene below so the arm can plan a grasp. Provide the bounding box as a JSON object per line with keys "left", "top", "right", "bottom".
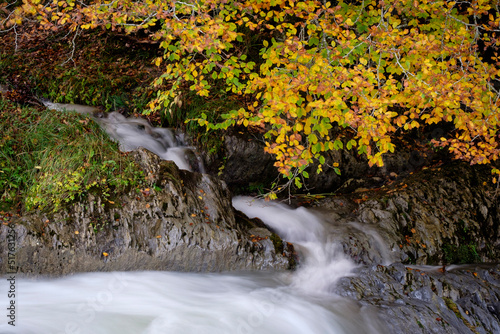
{"left": 164, "top": 90, "right": 243, "bottom": 156}
{"left": 4, "top": 0, "right": 498, "bottom": 198}
{"left": 0, "top": 29, "right": 235, "bottom": 157}
{"left": 442, "top": 219, "right": 481, "bottom": 264}
{"left": 0, "top": 98, "right": 144, "bottom": 211}
{"left": 442, "top": 243, "right": 481, "bottom": 265}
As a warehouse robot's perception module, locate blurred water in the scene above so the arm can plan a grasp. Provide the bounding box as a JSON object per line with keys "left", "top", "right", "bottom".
{"left": 232, "top": 196, "right": 357, "bottom": 294}
{"left": 0, "top": 198, "right": 386, "bottom": 334}
{"left": 1, "top": 103, "right": 387, "bottom": 333}
{"left": 0, "top": 270, "right": 385, "bottom": 334}
{"left": 41, "top": 102, "right": 204, "bottom": 172}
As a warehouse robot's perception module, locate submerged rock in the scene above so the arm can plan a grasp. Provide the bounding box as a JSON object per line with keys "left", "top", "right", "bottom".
{"left": 0, "top": 149, "right": 293, "bottom": 276}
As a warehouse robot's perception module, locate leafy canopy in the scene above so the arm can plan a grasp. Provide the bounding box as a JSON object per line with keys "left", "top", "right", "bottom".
{"left": 3, "top": 0, "right": 500, "bottom": 191}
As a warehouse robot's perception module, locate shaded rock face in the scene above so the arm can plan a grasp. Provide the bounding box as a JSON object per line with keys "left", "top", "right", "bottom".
{"left": 203, "top": 131, "right": 434, "bottom": 194}
{"left": 0, "top": 149, "right": 293, "bottom": 276}
{"left": 313, "top": 162, "right": 499, "bottom": 266}
{"left": 203, "top": 133, "right": 279, "bottom": 192}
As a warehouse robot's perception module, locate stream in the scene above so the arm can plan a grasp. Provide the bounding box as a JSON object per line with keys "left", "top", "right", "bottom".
{"left": 1, "top": 103, "right": 499, "bottom": 333}
{"left": 0, "top": 197, "right": 385, "bottom": 334}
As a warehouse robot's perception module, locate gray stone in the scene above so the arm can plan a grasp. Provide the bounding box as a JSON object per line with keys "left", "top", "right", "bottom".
{"left": 0, "top": 149, "right": 293, "bottom": 276}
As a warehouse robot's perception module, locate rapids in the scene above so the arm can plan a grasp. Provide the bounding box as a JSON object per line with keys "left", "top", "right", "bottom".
{"left": 0, "top": 102, "right": 386, "bottom": 333}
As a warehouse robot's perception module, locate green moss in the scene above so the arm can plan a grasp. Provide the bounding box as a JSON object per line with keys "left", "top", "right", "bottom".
{"left": 442, "top": 241, "right": 480, "bottom": 265}
{"left": 269, "top": 233, "right": 284, "bottom": 254}
{"left": 444, "top": 298, "right": 479, "bottom": 334}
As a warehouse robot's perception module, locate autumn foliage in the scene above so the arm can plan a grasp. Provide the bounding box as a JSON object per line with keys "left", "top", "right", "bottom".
{"left": 2, "top": 0, "right": 500, "bottom": 190}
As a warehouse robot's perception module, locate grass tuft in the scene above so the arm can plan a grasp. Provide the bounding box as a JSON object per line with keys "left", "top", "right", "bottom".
{"left": 0, "top": 98, "right": 144, "bottom": 211}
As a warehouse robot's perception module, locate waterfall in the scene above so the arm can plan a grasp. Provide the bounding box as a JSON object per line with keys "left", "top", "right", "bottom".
{"left": 39, "top": 101, "right": 204, "bottom": 173}
{"left": 232, "top": 196, "right": 357, "bottom": 294}
{"left": 0, "top": 102, "right": 386, "bottom": 333}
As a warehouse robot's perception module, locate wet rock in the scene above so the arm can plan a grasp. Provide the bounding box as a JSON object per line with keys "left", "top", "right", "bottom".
{"left": 204, "top": 133, "right": 279, "bottom": 192}
{"left": 0, "top": 149, "right": 293, "bottom": 276}
{"left": 334, "top": 264, "right": 500, "bottom": 334}
{"left": 313, "top": 162, "right": 500, "bottom": 266}
{"left": 305, "top": 161, "right": 500, "bottom": 333}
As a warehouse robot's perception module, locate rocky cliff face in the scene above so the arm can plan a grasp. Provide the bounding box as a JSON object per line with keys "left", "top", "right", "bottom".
{"left": 312, "top": 162, "right": 499, "bottom": 266}
{"left": 0, "top": 149, "right": 293, "bottom": 276}
{"left": 310, "top": 161, "right": 500, "bottom": 334}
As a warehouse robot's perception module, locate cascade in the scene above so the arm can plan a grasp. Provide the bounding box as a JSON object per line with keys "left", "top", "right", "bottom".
{"left": 0, "top": 102, "right": 385, "bottom": 333}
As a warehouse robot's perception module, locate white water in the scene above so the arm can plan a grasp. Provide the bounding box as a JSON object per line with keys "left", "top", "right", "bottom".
{"left": 0, "top": 103, "right": 386, "bottom": 333}
{"left": 232, "top": 197, "right": 357, "bottom": 294}
{"left": 0, "top": 198, "right": 385, "bottom": 334}
{"left": 42, "top": 102, "right": 204, "bottom": 172}
{"left": 0, "top": 269, "right": 385, "bottom": 334}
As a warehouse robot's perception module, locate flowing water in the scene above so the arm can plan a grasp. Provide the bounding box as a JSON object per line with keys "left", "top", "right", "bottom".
{"left": 0, "top": 198, "right": 385, "bottom": 334}
{"left": 0, "top": 104, "right": 387, "bottom": 333}
{"left": 39, "top": 101, "right": 204, "bottom": 172}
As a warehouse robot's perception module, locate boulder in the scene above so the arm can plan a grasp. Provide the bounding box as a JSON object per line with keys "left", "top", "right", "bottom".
{"left": 334, "top": 263, "right": 500, "bottom": 334}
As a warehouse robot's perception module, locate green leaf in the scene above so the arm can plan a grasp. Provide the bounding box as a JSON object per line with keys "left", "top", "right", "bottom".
{"left": 294, "top": 177, "right": 302, "bottom": 188}
{"left": 308, "top": 133, "right": 318, "bottom": 144}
